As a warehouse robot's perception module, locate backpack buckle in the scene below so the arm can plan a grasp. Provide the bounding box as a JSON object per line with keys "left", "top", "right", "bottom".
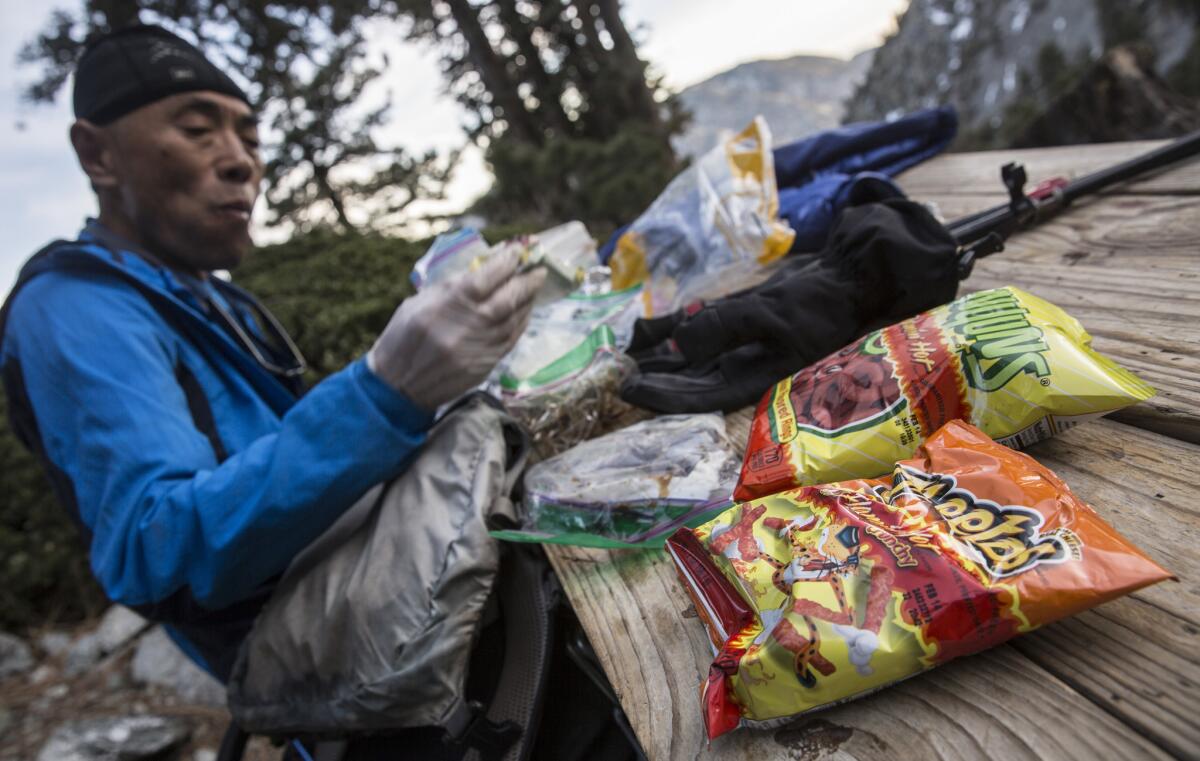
{"left": 443, "top": 701, "right": 522, "bottom": 761}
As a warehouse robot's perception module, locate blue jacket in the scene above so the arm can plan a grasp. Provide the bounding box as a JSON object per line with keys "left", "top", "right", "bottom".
{"left": 598, "top": 107, "right": 958, "bottom": 262}
{"left": 0, "top": 223, "right": 433, "bottom": 679}
{"left": 773, "top": 106, "right": 958, "bottom": 252}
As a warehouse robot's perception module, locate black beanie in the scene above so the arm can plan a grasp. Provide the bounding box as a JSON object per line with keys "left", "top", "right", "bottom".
{"left": 73, "top": 24, "right": 251, "bottom": 125}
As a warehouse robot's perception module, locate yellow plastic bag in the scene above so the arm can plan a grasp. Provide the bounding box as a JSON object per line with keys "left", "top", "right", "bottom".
{"left": 609, "top": 117, "right": 795, "bottom": 316}
{"left": 737, "top": 286, "right": 1154, "bottom": 500}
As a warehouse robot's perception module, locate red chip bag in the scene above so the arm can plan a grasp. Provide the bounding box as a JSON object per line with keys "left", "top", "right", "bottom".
{"left": 668, "top": 420, "right": 1172, "bottom": 739}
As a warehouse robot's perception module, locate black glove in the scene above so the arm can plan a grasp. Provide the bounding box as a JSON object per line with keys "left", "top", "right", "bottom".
{"left": 620, "top": 199, "right": 960, "bottom": 413}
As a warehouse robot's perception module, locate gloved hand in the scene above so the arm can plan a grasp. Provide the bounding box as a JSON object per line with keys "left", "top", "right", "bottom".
{"left": 368, "top": 251, "right": 547, "bottom": 411}
{"left": 620, "top": 199, "right": 960, "bottom": 414}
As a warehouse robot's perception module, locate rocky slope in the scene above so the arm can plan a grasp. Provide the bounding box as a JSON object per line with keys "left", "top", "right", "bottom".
{"left": 844, "top": 0, "right": 1200, "bottom": 149}
{"left": 673, "top": 50, "right": 874, "bottom": 158}
{"left": 0, "top": 607, "right": 276, "bottom": 761}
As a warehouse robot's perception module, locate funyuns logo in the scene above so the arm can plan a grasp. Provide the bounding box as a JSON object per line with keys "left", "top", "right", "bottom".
{"left": 942, "top": 289, "right": 1051, "bottom": 392}
{"left": 875, "top": 466, "right": 1081, "bottom": 578}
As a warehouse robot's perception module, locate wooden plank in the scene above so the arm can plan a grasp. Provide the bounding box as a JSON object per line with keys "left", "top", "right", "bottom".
{"left": 926, "top": 193, "right": 1200, "bottom": 268}
{"left": 544, "top": 141, "right": 1200, "bottom": 758}
{"left": 545, "top": 545, "right": 1172, "bottom": 761}
{"left": 1011, "top": 596, "right": 1199, "bottom": 761}
{"left": 898, "top": 139, "right": 1200, "bottom": 197}
{"left": 545, "top": 419, "right": 1197, "bottom": 760}
{"left": 1027, "top": 420, "right": 1200, "bottom": 624}
{"left": 909, "top": 192, "right": 1200, "bottom": 444}
{"left": 1017, "top": 420, "right": 1200, "bottom": 758}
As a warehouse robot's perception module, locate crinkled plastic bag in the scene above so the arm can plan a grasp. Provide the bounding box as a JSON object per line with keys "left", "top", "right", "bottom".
{"left": 609, "top": 117, "right": 796, "bottom": 316}
{"left": 737, "top": 286, "right": 1155, "bottom": 501}
{"left": 412, "top": 222, "right": 597, "bottom": 304}
{"left": 492, "top": 414, "right": 740, "bottom": 548}
{"left": 669, "top": 420, "right": 1171, "bottom": 739}
{"left": 410, "top": 228, "right": 490, "bottom": 291}
{"left": 491, "top": 286, "right": 643, "bottom": 457}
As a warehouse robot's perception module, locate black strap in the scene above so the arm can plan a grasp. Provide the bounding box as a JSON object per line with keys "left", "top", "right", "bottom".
{"left": 175, "top": 359, "right": 229, "bottom": 462}
{"left": 484, "top": 544, "right": 559, "bottom": 761}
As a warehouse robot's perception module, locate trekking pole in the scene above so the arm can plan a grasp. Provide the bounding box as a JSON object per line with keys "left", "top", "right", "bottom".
{"left": 952, "top": 129, "right": 1200, "bottom": 277}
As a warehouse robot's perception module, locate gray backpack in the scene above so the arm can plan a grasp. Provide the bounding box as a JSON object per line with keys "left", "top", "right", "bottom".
{"left": 226, "top": 394, "right": 555, "bottom": 760}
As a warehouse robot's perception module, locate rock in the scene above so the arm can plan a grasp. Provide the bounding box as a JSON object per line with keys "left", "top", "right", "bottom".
{"left": 131, "top": 627, "right": 226, "bottom": 706}
{"left": 45, "top": 683, "right": 70, "bottom": 700}
{"left": 37, "top": 716, "right": 190, "bottom": 761}
{"left": 63, "top": 607, "right": 152, "bottom": 678}
{"left": 0, "top": 631, "right": 34, "bottom": 679}
{"left": 105, "top": 668, "right": 130, "bottom": 691}
{"left": 30, "top": 664, "right": 56, "bottom": 684}
{"left": 193, "top": 749, "right": 217, "bottom": 761}
{"left": 37, "top": 630, "right": 73, "bottom": 657}
{"left": 64, "top": 633, "right": 103, "bottom": 678}
{"left": 94, "top": 606, "right": 150, "bottom": 653}
{"left": 0, "top": 707, "right": 12, "bottom": 739}
{"left": 842, "top": 0, "right": 1200, "bottom": 150}
{"left": 1012, "top": 46, "right": 1200, "bottom": 147}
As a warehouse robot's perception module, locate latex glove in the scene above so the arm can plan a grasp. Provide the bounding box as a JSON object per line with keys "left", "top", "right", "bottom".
{"left": 368, "top": 252, "right": 547, "bottom": 411}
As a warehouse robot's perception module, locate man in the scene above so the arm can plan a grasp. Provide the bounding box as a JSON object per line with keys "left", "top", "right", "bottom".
{"left": 0, "top": 24, "right": 544, "bottom": 682}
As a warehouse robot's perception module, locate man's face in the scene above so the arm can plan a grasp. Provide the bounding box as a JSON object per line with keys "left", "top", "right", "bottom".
{"left": 99, "top": 91, "right": 263, "bottom": 272}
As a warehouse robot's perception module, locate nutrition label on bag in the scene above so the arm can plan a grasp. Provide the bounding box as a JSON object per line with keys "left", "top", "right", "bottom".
{"left": 995, "top": 418, "right": 1055, "bottom": 449}
{"left": 996, "top": 412, "right": 1104, "bottom": 451}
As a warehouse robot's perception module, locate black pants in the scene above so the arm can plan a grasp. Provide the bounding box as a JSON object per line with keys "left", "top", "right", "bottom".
{"left": 284, "top": 611, "right": 644, "bottom": 761}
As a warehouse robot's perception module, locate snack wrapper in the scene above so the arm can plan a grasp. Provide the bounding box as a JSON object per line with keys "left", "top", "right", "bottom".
{"left": 736, "top": 286, "right": 1154, "bottom": 501}
{"left": 668, "top": 420, "right": 1171, "bottom": 739}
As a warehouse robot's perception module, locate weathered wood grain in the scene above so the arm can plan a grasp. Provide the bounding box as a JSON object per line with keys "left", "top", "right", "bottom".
{"left": 898, "top": 139, "right": 1200, "bottom": 197}
{"left": 1018, "top": 420, "right": 1200, "bottom": 758}
{"left": 1028, "top": 419, "right": 1200, "bottom": 623}
{"left": 544, "top": 544, "right": 1173, "bottom": 761}
{"left": 1011, "top": 596, "right": 1199, "bottom": 761}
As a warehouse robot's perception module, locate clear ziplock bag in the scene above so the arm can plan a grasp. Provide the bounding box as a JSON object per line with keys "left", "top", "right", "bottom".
{"left": 491, "top": 414, "right": 740, "bottom": 548}
{"left": 491, "top": 285, "right": 643, "bottom": 458}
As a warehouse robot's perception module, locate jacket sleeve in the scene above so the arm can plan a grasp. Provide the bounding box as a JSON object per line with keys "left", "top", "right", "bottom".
{"left": 5, "top": 271, "right": 434, "bottom": 611}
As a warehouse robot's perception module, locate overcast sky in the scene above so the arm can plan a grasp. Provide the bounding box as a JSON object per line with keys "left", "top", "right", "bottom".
{"left": 0, "top": 0, "right": 908, "bottom": 296}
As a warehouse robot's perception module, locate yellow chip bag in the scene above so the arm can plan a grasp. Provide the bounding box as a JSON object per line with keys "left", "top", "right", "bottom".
{"left": 736, "top": 286, "right": 1153, "bottom": 501}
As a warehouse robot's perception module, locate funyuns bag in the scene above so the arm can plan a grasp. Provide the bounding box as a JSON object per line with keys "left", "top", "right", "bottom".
{"left": 226, "top": 394, "right": 529, "bottom": 736}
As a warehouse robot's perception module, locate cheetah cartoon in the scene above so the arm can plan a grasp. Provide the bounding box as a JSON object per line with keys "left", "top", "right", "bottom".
{"left": 755, "top": 514, "right": 895, "bottom": 686}
{"left": 707, "top": 504, "right": 768, "bottom": 563}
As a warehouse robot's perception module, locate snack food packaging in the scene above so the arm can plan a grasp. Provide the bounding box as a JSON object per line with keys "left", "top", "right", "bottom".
{"left": 668, "top": 420, "right": 1171, "bottom": 739}
{"left": 736, "top": 286, "right": 1154, "bottom": 501}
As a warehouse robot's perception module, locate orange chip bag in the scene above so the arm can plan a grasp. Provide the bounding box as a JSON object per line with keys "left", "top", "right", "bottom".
{"left": 667, "top": 420, "right": 1171, "bottom": 740}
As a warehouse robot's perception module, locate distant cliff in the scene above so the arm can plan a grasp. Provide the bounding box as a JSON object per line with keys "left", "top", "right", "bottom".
{"left": 843, "top": 0, "right": 1200, "bottom": 149}
{"left": 673, "top": 50, "right": 874, "bottom": 158}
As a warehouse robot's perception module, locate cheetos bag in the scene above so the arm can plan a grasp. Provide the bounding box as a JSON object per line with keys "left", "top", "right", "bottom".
{"left": 667, "top": 420, "right": 1171, "bottom": 739}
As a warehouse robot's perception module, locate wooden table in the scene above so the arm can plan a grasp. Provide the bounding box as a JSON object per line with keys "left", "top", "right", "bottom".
{"left": 544, "top": 140, "right": 1200, "bottom": 761}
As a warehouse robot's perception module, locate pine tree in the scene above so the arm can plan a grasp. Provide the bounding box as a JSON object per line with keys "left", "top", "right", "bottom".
{"left": 395, "top": 0, "right": 689, "bottom": 234}
{"left": 17, "top": 0, "right": 455, "bottom": 232}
